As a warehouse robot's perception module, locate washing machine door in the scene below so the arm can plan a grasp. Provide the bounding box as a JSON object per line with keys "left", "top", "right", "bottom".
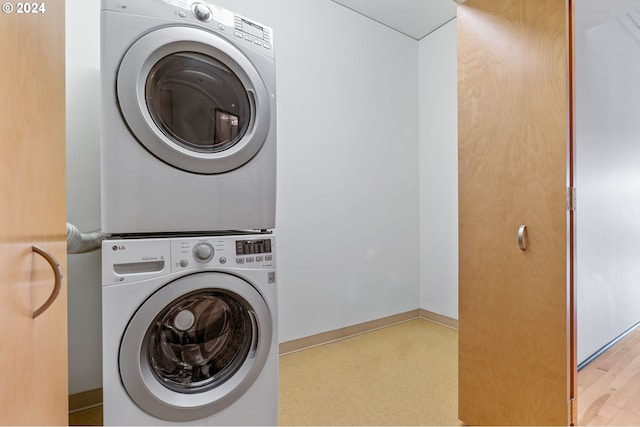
{"left": 117, "top": 26, "right": 272, "bottom": 174}
{"left": 119, "top": 272, "right": 273, "bottom": 422}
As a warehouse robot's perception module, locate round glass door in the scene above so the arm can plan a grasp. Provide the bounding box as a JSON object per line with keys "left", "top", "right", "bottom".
{"left": 146, "top": 290, "right": 253, "bottom": 393}
{"left": 119, "top": 272, "right": 272, "bottom": 422}
{"left": 145, "top": 52, "right": 251, "bottom": 154}
{"left": 117, "top": 27, "right": 272, "bottom": 174}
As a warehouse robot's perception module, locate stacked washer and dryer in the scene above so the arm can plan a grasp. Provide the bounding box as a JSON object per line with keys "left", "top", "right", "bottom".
{"left": 99, "top": 0, "right": 278, "bottom": 425}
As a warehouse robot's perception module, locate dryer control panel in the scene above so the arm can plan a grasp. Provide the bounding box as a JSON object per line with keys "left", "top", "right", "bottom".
{"left": 102, "top": 0, "right": 275, "bottom": 59}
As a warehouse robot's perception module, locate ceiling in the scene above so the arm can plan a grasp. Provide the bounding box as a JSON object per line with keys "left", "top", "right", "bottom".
{"left": 331, "top": 0, "right": 463, "bottom": 40}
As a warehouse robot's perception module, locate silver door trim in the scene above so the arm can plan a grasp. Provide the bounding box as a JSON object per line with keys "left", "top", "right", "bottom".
{"left": 119, "top": 271, "right": 272, "bottom": 422}
{"left": 117, "top": 26, "right": 271, "bottom": 174}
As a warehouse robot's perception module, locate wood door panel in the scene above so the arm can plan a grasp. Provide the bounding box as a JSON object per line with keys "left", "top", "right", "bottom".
{"left": 0, "top": 0, "right": 67, "bottom": 424}
{"left": 458, "top": 0, "right": 572, "bottom": 425}
{"left": 0, "top": 7, "right": 66, "bottom": 237}
{"left": 0, "top": 241, "right": 68, "bottom": 425}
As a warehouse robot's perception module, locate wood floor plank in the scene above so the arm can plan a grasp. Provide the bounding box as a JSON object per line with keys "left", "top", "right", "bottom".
{"left": 580, "top": 351, "right": 640, "bottom": 406}
{"left": 578, "top": 365, "right": 607, "bottom": 390}
{"left": 621, "top": 387, "right": 640, "bottom": 415}
{"left": 608, "top": 409, "right": 640, "bottom": 426}
{"left": 578, "top": 326, "right": 640, "bottom": 426}
{"left": 586, "top": 414, "right": 614, "bottom": 426}
{"left": 607, "top": 373, "right": 640, "bottom": 410}
{"left": 601, "top": 404, "right": 625, "bottom": 420}
{"left": 593, "top": 346, "right": 630, "bottom": 373}
{"left": 578, "top": 392, "right": 613, "bottom": 425}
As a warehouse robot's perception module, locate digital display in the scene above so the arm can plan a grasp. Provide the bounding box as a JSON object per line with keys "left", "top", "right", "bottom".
{"left": 236, "top": 239, "right": 272, "bottom": 255}
{"left": 242, "top": 19, "right": 264, "bottom": 39}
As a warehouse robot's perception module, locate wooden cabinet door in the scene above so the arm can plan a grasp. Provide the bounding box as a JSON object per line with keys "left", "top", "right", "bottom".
{"left": 0, "top": 0, "right": 68, "bottom": 424}
{"left": 457, "top": 0, "right": 576, "bottom": 425}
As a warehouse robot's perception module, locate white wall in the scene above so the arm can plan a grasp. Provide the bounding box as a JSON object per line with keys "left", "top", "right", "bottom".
{"left": 575, "top": 0, "right": 640, "bottom": 363}
{"left": 66, "top": 0, "right": 102, "bottom": 395}
{"left": 275, "top": 0, "right": 421, "bottom": 340}
{"left": 66, "top": 0, "right": 420, "bottom": 393}
{"left": 418, "top": 20, "right": 458, "bottom": 319}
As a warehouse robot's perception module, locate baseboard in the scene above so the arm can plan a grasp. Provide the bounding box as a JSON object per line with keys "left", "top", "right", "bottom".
{"left": 578, "top": 320, "right": 640, "bottom": 371}
{"left": 279, "top": 309, "right": 421, "bottom": 355}
{"left": 69, "top": 309, "right": 459, "bottom": 412}
{"left": 69, "top": 387, "right": 102, "bottom": 413}
{"left": 279, "top": 309, "right": 458, "bottom": 355}
{"left": 419, "top": 308, "right": 458, "bottom": 330}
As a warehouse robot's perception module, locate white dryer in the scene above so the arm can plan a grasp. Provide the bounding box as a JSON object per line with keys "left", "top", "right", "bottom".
{"left": 102, "top": 234, "right": 278, "bottom": 425}
{"left": 100, "top": 0, "right": 276, "bottom": 234}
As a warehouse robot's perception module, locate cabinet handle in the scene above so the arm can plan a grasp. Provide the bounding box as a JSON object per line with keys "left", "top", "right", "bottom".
{"left": 32, "top": 245, "right": 63, "bottom": 319}
{"left": 518, "top": 225, "right": 527, "bottom": 251}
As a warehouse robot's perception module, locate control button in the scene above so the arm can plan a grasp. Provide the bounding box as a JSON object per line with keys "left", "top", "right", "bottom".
{"left": 254, "top": 40, "right": 263, "bottom": 46}
{"left": 218, "top": 23, "right": 225, "bottom": 31}
{"left": 234, "top": 31, "right": 243, "bottom": 38}
{"left": 193, "top": 243, "right": 214, "bottom": 262}
{"left": 219, "top": 257, "right": 227, "bottom": 264}
{"left": 265, "top": 255, "right": 273, "bottom": 261}
{"left": 236, "top": 258, "right": 245, "bottom": 264}
{"left": 192, "top": 3, "right": 212, "bottom": 21}
{"left": 256, "top": 256, "right": 264, "bottom": 262}
{"left": 263, "top": 43, "right": 272, "bottom": 50}
{"left": 179, "top": 259, "right": 188, "bottom": 268}
{"left": 178, "top": 11, "right": 186, "bottom": 18}
{"left": 246, "top": 256, "right": 255, "bottom": 263}
{"left": 244, "top": 35, "right": 253, "bottom": 42}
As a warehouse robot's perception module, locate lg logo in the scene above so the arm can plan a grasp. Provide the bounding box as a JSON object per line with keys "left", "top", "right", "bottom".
{"left": 112, "top": 245, "right": 126, "bottom": 251}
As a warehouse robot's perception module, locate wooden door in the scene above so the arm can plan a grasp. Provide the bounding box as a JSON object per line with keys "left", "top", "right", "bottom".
{"left": 0, "top": 0, "right": 68, "bottom": 424}
{"left": 457, "top": 0, "right": 575, "bottom": 425}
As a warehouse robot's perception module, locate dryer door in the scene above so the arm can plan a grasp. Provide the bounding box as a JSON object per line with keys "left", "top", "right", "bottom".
{"left": 119, "top": 272, "right": 273, "bottom": 422}
{"left": 117, "top": 27, "right": 272, "bottom": 174}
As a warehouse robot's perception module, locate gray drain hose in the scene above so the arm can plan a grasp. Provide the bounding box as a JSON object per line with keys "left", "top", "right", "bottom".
{"left": 66, "top": 223, "right": 109, "bottom": 254}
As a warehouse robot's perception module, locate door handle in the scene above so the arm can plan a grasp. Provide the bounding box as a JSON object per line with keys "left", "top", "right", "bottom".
{"left": 518, "top": 225, "right": 527, "bottom": 251}
{"left": 32, "top": 245, "right": 63, "bottom": 319}
{"left": 248, "top": 310, "right": 259, "bottom": 358}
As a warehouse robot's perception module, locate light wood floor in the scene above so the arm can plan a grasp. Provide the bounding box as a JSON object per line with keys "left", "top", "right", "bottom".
{"left": 577, "top": 325, "right": 640, "bottom": 426}
{"left": 70, "top": 319, "right": 640, "bottom": 426}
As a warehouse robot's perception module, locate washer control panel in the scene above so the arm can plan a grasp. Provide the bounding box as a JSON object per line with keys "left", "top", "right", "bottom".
{"left": 234, "top": 238, "right": 273, "bottom": 265}
{"left": 103, "top": 235, "right": 275, "bottom": 285}
{"left": 171, "top": 235, "right": 275, "bottom": 272}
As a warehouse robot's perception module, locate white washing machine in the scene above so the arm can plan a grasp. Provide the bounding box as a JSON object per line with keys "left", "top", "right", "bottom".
{"left": 102, "top": 234, "right": 277, "bottom": 425}
{"left": 100, "top": 0, "right": 276, "bottom": 234}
